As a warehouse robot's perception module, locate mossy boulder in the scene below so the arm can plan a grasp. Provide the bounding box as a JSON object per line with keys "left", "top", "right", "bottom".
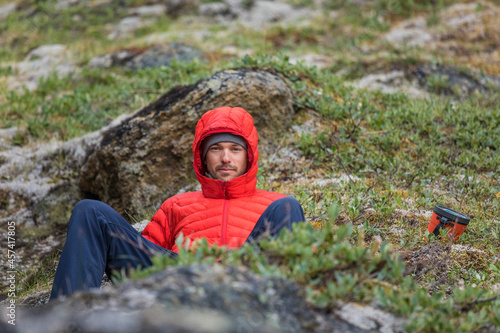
{"left": 78, "top": 68, "right": 295, "bottom": 218}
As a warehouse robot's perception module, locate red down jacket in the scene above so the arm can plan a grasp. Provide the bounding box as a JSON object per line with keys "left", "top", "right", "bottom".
{"left": 142, "top": 106, "right": 286, "bottom": 252}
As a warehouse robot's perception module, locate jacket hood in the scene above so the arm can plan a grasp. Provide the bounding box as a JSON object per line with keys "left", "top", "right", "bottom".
{"left": 193, "top": 106, "right": 259, "bottom": 198}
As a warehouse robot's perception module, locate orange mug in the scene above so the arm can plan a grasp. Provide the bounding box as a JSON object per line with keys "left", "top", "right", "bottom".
{"left": 427, "top": 205, "right": 471, "bottom": 242}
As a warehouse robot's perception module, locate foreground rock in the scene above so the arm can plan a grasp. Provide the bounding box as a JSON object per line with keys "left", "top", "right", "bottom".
{"left": 3, "top": 265, "right": 406, "bottom": 333}
{"left": 79, "top": 68, "right": 295, "bottom": 217}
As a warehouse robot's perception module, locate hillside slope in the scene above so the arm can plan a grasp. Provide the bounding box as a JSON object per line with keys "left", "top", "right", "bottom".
{"left": 0, "top": 0, "right": 499, "bottom": 331}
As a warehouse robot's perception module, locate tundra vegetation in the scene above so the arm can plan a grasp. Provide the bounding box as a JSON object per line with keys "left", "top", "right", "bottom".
{"left": 0, "top": 0, "right": 499, "bottom": 331}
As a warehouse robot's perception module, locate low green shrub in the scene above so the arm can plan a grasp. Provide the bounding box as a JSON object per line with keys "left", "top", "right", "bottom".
{"left": 125, "top": 222, "right": 500, "bottom": 332}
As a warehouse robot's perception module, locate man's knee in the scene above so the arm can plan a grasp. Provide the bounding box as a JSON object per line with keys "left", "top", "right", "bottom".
{"left": 73, "top": 199, "right": 103, "bottom": 213}
{"left": 266, "top": 197, "right": 305, "bottom": 225}
{"left": 271, "top": 197, "right": 304, "bottom": 216}
{"left": 272, "top": 197, "right": 301, "bottom": 209}
{"left": 69, "top": 199, "right": 112, "bottom": 229}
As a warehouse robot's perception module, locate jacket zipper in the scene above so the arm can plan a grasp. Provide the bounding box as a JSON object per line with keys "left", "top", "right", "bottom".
{"left": 221, "top": 181, "right": 228, "bottom": 245}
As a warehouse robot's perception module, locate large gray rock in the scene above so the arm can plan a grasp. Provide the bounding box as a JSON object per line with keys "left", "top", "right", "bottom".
{"left": 350, "top": 63, "right": 500, "bottom": 99}
{"left": 55, "top": 0, "right": 81, "bottom": 10}
{"left": 16, "top": 265, "right": 312, "bottom": 333}
{"left": 107, "top": 16, "right": 153, "bottom": 40}
{"left": 127, "top": 43, "right": 204, "bottom": 69}
{"left": 0, "top": 127, "right": 19, "bottom": 150}
{"left": 79, "top": 68, "right": 295, "bottom": 217}
{"left": 384, "top": 17, "right": 432, "bottom": 47}
{"left": 6, "top": 264, "right": 399, "bottom": 333}
{"left": 7, "top": 44, "right": 78, "bottom": 91}
{"left": 88, "top": 42, "right": 204, "bottom": 69}
{"left": 199, "top": 0, "right": 312, "bottom": 27}
{"left": 88, "top": 50, "right": 137, "bottom": 68}
{"left": 411, "top": 63, "right": 500, "bottom": 98}
{"left": 128, "top": 4, "right": 167, "bottom": 16}
{"left": 199, "top": 1, "right": 233, "bottom": 17}
{"left": 236, "top": 0, "right": 311, "bottom": 28}
{"left": 0, "top": 113, "right": 131, "bottom": 294}
{"left": 351, "top": 71, "right": 429, "bottom": 99}
{"left": 164, "top": 0, "right": 200, "bottom": 17}
{"left": 0, "top": 3, "right": 16, "bottom": 21}
{"left": 0, "top": 111, "right": 130, "bottom": 227}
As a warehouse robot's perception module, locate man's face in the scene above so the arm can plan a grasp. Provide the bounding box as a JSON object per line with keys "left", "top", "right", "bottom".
{"left": 205, "top": 142, "right": 248, "bottom": 181}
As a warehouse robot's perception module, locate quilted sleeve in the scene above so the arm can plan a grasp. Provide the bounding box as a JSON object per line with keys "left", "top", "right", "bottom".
{"left": 142, "top": 199, "right": 175, "bottom": 250}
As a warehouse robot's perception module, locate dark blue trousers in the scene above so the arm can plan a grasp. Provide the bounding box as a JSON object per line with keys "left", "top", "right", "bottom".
{"left": 50, "top": 197, "right": 304, "bottom": 300}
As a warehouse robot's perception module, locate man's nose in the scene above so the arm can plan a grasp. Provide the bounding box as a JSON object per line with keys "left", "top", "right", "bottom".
{"left": 221, "top": 149, "right": 231, "bottom": 163}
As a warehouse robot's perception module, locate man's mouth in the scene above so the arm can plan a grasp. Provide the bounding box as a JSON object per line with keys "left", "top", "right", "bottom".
{"left": 217, "top": 167, "right": 235, "bottom": 172}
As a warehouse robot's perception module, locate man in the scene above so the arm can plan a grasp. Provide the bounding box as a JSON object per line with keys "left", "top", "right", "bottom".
{"left": 50, "top": 106, "right": 305, "bottom": 299}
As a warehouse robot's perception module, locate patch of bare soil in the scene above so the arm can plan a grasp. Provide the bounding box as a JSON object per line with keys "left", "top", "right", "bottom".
{"left": 401, "top": 242, "right": 453, "bottom": 293}
{"left": 401, "top": 240, "right": 494, "bottom": 294}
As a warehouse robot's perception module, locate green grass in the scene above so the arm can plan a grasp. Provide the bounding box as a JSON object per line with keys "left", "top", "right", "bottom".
{"left": 238, "top": 52, "right": 499, "bottom": 294}
{"left": 16, "top": 249, "right": 60, "bottom": 299}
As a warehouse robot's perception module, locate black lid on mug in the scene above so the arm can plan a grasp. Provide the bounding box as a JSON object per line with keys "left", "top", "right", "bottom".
{"left": 434, "top": 205, "right": 471, "bottom": 225}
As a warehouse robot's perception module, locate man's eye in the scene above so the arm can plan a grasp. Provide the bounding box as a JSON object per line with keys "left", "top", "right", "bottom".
{"left": 210, "top": 146, "right": 219, "bottom": 151}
